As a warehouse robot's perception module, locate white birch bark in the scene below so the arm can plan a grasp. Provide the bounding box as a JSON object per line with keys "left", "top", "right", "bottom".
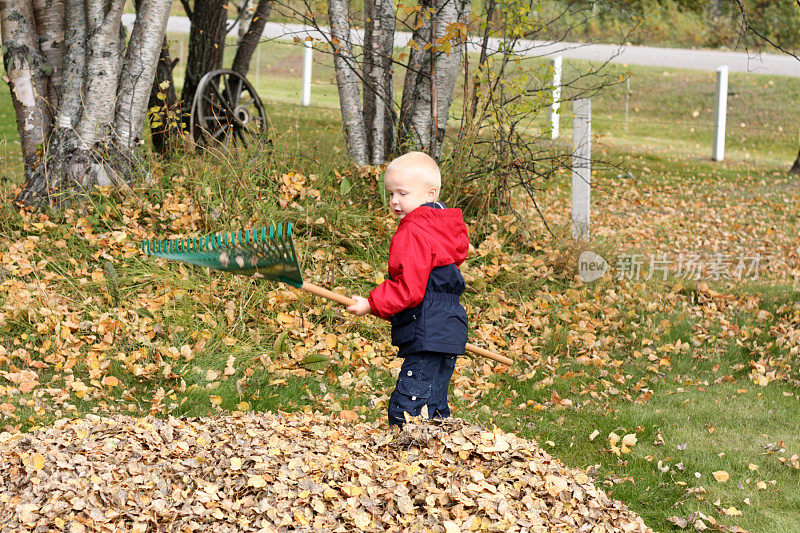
{"left": 237, "top": 0, "right": 252, "bottom": 42}
{"left": 0, "top": 0, "right": 49, "bottom": 169}
{"left": 31, "top": 0, "right": 65, "bottom": 109}
{"left": 74, "top": 0, "right": 126, "bottom": 149}
{"left": 400, "top": 0, "right": 470, "bottom": 159}
{"left": 363, "top": 0, "right": 396, "bottom": 164}
{"left": 56, "top": 0, "right": 86, "bottom": 130}
{"left": 328, "top": 0, "right": 369, "bottom": 165}
{"left": 114, "top": 0, "right": 173, "bottom": 151}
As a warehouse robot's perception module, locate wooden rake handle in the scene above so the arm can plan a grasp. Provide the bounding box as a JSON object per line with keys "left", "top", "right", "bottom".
{"left": 301, "top": 282, "right": 514, "bottom": 366}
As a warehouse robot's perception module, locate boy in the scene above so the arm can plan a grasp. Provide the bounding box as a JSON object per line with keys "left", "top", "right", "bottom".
{"left": 347, "top": 151, "right": 469, "bottom": 426}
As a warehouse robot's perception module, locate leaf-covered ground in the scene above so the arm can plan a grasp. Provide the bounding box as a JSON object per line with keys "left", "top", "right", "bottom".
{"left": 2, "top": 67, "right": 800, "bottom": 530}
{"left": 0, "top": 412, "right": 651, "bottom": 532}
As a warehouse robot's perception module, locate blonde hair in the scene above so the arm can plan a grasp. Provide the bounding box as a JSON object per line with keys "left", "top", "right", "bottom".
{"left": 386, "top": 151, "right": 441, "bottom": 191}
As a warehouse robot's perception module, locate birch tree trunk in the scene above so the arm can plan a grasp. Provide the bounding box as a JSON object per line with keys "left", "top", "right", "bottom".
{"left": 328, "top": 0, "right": 369, "bottom": 165}
{"left": 31, "top": 0, "right": 64, "bottom": 112}
{"left": 0, "top": 0, "right": 51, "bottom": 172}
{"left": 363, "top": 0, "right": 396, "bottom": 164}
{"left": 73, "top": 0, "right": 126, "bottom": 150}
{"left": 232, "top": 0, "right": 274, "bottom": 77}
{"left": 57, "top": 0, "right": 86, "bottom": 131}
{"left": 114, "top": 0, "right": 173, "bottom": 151}
{"left": 237, "top": 0, "right": 252, "bottom": 42}
{"left": 399, "top": 0, "right": 470, "bottom": 159}
{"left": 3, "top": 0, "right": 173, "bottom": 206}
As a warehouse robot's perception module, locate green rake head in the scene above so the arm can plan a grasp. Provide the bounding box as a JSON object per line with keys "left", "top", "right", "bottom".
{"left": 141, "top": 224, "right": 303, "bottom": 288}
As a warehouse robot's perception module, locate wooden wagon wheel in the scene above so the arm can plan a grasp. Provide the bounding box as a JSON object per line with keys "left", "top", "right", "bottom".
{"left": 190, "top": 68, "right": 269, "bottom": 148}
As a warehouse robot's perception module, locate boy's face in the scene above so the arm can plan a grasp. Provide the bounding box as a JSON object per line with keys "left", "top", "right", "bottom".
{"left": 384, "top": 168, "right": 439, "bottom": 220}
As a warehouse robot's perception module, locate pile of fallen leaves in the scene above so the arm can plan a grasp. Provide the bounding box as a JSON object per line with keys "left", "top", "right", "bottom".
{"left": 0, "top": 411, "right": 651, "bottom": 532}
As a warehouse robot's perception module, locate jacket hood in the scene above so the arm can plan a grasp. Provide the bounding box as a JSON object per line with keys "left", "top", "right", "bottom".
{"left": 400, "top": 205, "right": 469, "bottom": 266}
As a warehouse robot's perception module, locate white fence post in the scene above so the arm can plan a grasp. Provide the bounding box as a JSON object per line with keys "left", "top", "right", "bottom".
{"left": 302, "top": 40, "right": 313, "bottom": 106}
{"left": 712, "top": 65, "right": 728, "bottom": 162}
{"left": 624, "top": 75, "right": 630, "bottom": 133}
{"left": 549, "top": 56, "right": 562, "bottom": 139}
{"left": 572, "top": 98, "right": 591, "bottom": 240}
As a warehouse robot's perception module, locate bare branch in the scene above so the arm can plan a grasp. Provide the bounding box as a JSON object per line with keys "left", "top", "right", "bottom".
{"left": 730, "top": 0, "right": 800, "bottom": 61}
{"left": 181, "top": 0, "right": 193, "bottom": 20}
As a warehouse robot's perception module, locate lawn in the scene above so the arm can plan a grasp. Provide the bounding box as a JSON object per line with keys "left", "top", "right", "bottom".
{"left": 2, "top": 38, "right": 800, "bottom": 532}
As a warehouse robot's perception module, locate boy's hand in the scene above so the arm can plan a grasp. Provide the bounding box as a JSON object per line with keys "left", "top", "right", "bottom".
{"left": 347, "top": 296, "right": 372, "bottom": 316}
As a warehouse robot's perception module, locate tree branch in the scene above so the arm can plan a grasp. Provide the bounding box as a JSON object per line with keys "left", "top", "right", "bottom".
{"left": 181, "top": 0, "right": 193, "bottom": 20}
{"left": 730, "top": 0, "right": 800, "bottom": 61}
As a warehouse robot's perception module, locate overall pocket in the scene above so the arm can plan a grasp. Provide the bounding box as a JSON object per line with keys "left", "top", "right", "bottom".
{"left": 388, "top": 376, "right": 432, "bottom": 418}
{"left": 390, "top": 305, "right": 420, "bottom": 346}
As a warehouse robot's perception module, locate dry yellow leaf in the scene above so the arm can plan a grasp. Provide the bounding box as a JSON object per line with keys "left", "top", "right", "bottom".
{"left": 230, "top": 457, "right": 242, "bottom": 470}
{"left": 325, "top": 334, "right": 338, "bottom": 349}
{"left": 342, "top": 485, "right": 364, "bottom": 497}
{"left": 589, "top": 429, "right": 600, "bottom": 441}
{"left": 351, "top": 509, "right": 371, "bottom": 529}
{"left": 748, "top": 463, "right": 759, "bottom": 471}
{"left": 756, "top": 481, "right": 767, "bottom": 490}
{"left": 712, "top": 470, "right": 730, "bottom": 482}
{"left": 573, "top": 470, "right": 590, "bottom": 484}
{"left": 397, "top": 495, "right": 414, "bottom": 514}
{"left": 545, "top": 474, "right": 569, "bottom": 496}
{"left": 339, "top": 410, "right": 358, "bottom": 422}
{"left": 102, "top": 376, "right": 120, "bottom": 387}
{"left": 443, "top": 521, "right": 461, "bottom": 533}
{"left": 621, "top": 434, "right": 638, "bottom": 453}
{"left": 209, "top": 395, "right": 222, "bottom": 406}
{"left": 33, "top": 453, "right": 45, "bottom": 471}
{"left": 277, "top": 312, "right": 294, "bottom": 324}
{"left": 248, "top": 475, "right": 266, "bottom": 488}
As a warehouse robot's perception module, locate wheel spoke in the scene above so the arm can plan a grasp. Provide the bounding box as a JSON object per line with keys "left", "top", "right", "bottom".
{"left": 210, "top": 81, "right": 238, "bottom": 119}
{"left": 234, "top": 127, "right": 248, "bottom": 148}
{"left": 202, "top": 96, "right": 227, "bottom": 118}
{"left": 211, "top": 125, "right": 227, "bottom": 139}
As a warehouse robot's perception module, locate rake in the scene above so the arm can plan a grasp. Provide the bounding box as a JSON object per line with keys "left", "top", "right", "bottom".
{"left": 142, "top": 224, "right": 512, "bottom": 366}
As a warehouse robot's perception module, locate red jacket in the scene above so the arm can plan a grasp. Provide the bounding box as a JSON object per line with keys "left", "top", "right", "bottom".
{"left": 368, "top": 205, "right": 469, "bottom": 318}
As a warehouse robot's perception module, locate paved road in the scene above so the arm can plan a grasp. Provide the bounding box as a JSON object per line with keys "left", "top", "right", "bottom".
{"left": 122, "top": 14, "right": 799, "bottom": 77}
